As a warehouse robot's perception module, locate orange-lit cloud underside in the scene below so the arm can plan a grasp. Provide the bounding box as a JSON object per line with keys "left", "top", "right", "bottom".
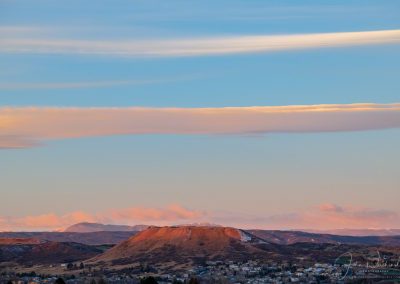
{"left": 1, "top": 103, "right": 400, "bottom": 148}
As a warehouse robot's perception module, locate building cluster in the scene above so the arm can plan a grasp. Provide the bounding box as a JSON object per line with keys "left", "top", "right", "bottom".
{"left": 2, "top": 259, "right": 400, "bottom": 284}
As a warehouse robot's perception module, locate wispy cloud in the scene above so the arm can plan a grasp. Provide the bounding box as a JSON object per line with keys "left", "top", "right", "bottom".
{"left": 0, "top": 77, "right": 189, "bottom": 90}
{"left": 1, "top": 103, "right": 399, "bottom": 149}
{"left": 0, "top": 135, "right": 39, "bottom": 149}
{"left": 1, "top": 29, "right": 399, "bottom": 57}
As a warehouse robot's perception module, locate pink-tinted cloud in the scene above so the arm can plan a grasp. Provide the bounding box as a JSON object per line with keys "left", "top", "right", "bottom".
{"left": 0, "top": 135, "right": 40, "bottom": 148}
{"left": 308, "top": 203, "right": 398, "bottom": 229}
{"left": 1, "top": 29, "right": 400, "bottom": 57}
{"left": 0, "top": 203, "right": 398, "bottom": 231}
{"left": 108, "top": 204, "right": 204, "bottom": 223}
{"left": 0, "top": 205, "right": 205, "bottom": 231}
{"left": 1, "top": 103, "right": 400, "bottom": 149}
{"left": 209, "top": 204, "right": 399, "bottom": 230}
{"left": 318, "top": 203, "right": 345, "bottom": 213}
{"left": 22, "top": 211, "right": 98, "bottom": 229}
{"left": 0, "top": 211, "right": 97, "bottom": 231}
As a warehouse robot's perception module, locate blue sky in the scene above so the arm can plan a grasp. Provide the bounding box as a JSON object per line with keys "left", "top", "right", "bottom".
{"left": 0, "top": 0, "right": 399, "bottom": 230}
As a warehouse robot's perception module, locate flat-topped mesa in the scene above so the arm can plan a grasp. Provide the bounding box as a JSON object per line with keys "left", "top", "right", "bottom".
{"left": 129, "top": 226, "right": 243, "bottom": 243}
{"left": 89, "top": 226, "right": 267, "bottom": 265}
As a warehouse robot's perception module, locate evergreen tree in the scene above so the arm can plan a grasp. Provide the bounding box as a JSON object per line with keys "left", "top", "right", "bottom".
{"left": 55, "top": 278, "right": 66, "bottom": 284}
{"left": 188, "top": 277, "right": 200, "bottom": 284}
{"left": 140, "top": 276, "right": 158, "bottom": 284}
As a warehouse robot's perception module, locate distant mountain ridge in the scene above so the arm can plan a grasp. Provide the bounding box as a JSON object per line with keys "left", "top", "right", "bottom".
{"left": 1, "top": 226, "right": 400, "bottom": 270}
{"left": 249, "top": 230, "right": 400, "bottom": 246}
{"left": 0, "top": 231, "right": 136, "bottom": 245}
{"left": 0, "top": 238, "right": 42, "bottom": 245}
{"left": 1, "top": 223, "right": 400, "bottom": 247}
{"left": 0, "top": 240, "right": 106, "bottom": 264}
{"left": 88, "top": 226, "right": 400, "bottom": 271}
{"left": 64, "top": 222, "right": 148, "bottom": 233}
{"left": 304, "top": 228, "right": 400, "bottom": 237}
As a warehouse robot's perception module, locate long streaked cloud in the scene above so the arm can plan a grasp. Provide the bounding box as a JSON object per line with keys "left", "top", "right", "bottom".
{"left": 0, "top": 78, "right": 186, "bottom": 90}
{"left": 1, "top": 29, "right": 399, "bottom": 57}
{"left": 1, "top": 103, "right": 400, "bottom": 149}
{"left": 0, "top": 205, "right": 205, "bottom": 231}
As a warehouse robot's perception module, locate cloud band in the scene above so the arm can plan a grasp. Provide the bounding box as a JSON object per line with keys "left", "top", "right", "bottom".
{"left": 0, "top": 205, "right": 204, "bottom": 231}
{"left": 1, "top": 103, "right": 399, "bottom": 148}
{"left": 1, "top": 203, "right": 398, "bottom": 231}
{"left": 1, "top": 29, "right": 399, "bottom": 57}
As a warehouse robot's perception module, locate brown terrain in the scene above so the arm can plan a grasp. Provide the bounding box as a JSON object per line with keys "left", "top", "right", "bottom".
{"left": 1, "top": 226, "right": 399, "bottom": 246}
{"left": 87, "top": 226, "right": 400, "bottom": 272}
{"left": 0, "top": 231, "right": 136, "bottom": 245}
{"left": 306, "top": 228, "right": 400, "bottom": 237}
{"left": 89, "top": 226, "right": 276, "bottom": 266}
{"left": 249, "top": 230, "right": 400, "bottom": 246}
{"left": 0, "top": 238, "right": 42, "bottom": 245}
{"left": 1, "top": 225, "right": 400, "bottom": 273}
{"left": 0, "top": 240, "right": 108, "bottom": 265}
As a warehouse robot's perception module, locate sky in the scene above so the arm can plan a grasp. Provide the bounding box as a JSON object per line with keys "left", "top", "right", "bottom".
{"left": 0, "top": 0, "right": 399, "bottom": 231}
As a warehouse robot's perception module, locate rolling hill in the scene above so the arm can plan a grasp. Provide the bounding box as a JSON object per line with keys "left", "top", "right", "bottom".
{"left": 0, "top": 231, "right": 136, "bottom": 245}
{"left": 88, "top": 226, "right": 400, "bottom": 272}
{"left": 2, "top": 225, "right": 400, "bottom": 247}
{"left": 1, "top": 226, "right": 400, "bottom": 273}
{"left": 0, "top": 238, "right": 42, "bottom": 245}
{"left": 0, "top": 240, "right": 107, "bottom": 264}
{"left": 248, "top": 230, "right": 400, "bottom": 246}
{"left": 305, "top": 228, "right": 400, "bottom": 237}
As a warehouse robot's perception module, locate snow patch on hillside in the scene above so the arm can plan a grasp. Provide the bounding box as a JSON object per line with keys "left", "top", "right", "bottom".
{"left": 239, "top": 230, "right": 252, "bottom": 242}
